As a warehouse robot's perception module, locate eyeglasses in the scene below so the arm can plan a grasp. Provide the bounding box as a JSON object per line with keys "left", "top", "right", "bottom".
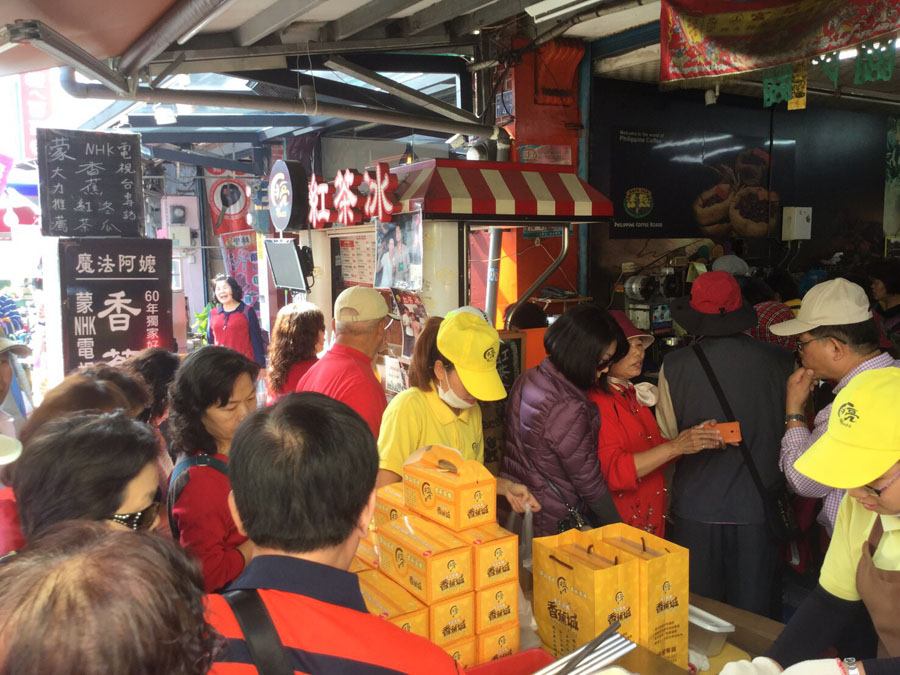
{"left": 796, "top": 335, "right": 847, "bottom": 352}
{"left": 861, "top": 470, "right": 900, "bottom": 498}
{"left": 109, "top": 491, "right": 161, "bottom": 531}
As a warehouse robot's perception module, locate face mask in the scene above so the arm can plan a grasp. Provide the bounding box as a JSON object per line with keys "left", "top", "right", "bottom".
{"left": 438, "top": 371, "right": 475, "bottom": 409}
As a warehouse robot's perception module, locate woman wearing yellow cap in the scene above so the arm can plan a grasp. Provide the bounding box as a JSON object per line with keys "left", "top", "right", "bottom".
{"left": 376, "top": 311, "right": 540, "bottom": 513}
{"left": 723, "top": 368, "right": 900, "bottom": 675}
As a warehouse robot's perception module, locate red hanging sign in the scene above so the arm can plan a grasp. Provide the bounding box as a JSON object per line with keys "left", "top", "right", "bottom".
{"left": 334, "top": 168, "right": 364, "bottom": 226}
{"left": 363, "top": 162, "right": 399, "bottom": 223}
{"left": 307, "top": 172, "right": 334, "bottom": 228}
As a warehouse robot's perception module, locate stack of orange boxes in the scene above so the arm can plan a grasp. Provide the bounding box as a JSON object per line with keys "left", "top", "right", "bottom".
{"left": 348, "top": 447, "right": 522, "bottom": 669}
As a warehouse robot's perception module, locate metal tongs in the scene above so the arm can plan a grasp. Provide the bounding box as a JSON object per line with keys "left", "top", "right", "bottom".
{"left": 536, "top": 620, "right": 636, "bottom": 675}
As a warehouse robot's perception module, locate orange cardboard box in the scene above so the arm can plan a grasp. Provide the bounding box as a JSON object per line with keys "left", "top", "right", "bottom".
{"left": 476, "top": 621, "right": 520, "bottom": 665}
{"left": 457, "top": 522, "right": 518, "bottom": 590}
{"left": 428, "top": 591, "right": 475, "bottom": 648}
{"left": 474, "top": 578, "right": 518, "bottom": 633}
{"left": 376, "top": 514, "right": 473, "bottom": 604}
{"left": 402, "top": 445, "right": 496, "bottom": 531}
{"left": 442, "top": 635, "right": 477, "bottom": 670}
{"left": 374, "top": 482, "right": 414, "bottom": 528}
{"left": 354, "top": 530, "right": 379, "bottom": 570}
{"left": 357, "top": 569, "right": 428, "bottom": 640}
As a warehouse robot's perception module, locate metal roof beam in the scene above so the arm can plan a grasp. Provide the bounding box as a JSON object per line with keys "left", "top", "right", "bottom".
{"left": 147, "top": 146, "right": 259, "bottom": 173}
{"left": 324, "top": 56, "right": 476, "bottom": 123}
{"left": 322, "top": 0, "right": 426, "bottom": 42}
{"left": 138, "top": 130, "right": 263, "bottom": 143}
{"left": 400, "top": 0, "right": 501, "bottom": 36}
{"left": 127, "top": 114, "right": 312, "bottom": 128}
{"left": 450, "top": 0, "right": 531, "bottom": 36}
{"left": 257, "top": 126, "right": 312, "bottom": 141}
{"left": 233, "top": 0, "right": 330, "bottom": 46}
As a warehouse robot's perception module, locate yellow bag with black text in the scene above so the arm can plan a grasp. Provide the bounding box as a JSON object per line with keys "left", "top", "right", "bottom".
{"left": 532, "top": 528, "right": 640, "bottom": 658}
{"left": 598, "top": 523, "right": 689, "bottom": 669}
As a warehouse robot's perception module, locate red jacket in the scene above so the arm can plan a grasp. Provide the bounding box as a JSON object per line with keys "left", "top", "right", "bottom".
{"left": 169, "top": 453, "right": 247, "bottom": 592}
{"left": 0, "top": 487, "right": 24, "bottom": 555}
{"left": 589, "top": 383, "right": 668, "bottom": 537}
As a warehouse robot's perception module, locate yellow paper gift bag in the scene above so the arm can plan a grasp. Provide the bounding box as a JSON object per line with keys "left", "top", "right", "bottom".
{"left": 533, "top": 529, "right": 640, "bottom": 658}
{"left": 598, "top": 523, "right": 690, "bottom": 669}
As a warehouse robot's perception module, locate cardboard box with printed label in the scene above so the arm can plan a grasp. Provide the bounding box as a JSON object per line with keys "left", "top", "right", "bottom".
{"left": 356, "top": 569, "right": 429, "bottom": 640}
{"left": 402, "top": 445, "right": 496, "bottom": 531}
{"left": 374, "top": 482, "right": 414, "bottom": 528}
{"left": 442, "top": 635, "right": 477, "bottom": 670}
{"left": 456, "top": 522, "right": 518, "bottom": 590}
{"left": 376, "top": 514, "right": 473, "bottom": 604}
{"left": 354, "top": 530, "right": 379, "bottom": 570}
{"left": 474, "top": 578, "right": 518, "bottom": 633}
{"left": 476, "top": 621, "right": 520, "bottom": 665}
{"left": 428, "top": 591, "right": 475, "bottom": 648}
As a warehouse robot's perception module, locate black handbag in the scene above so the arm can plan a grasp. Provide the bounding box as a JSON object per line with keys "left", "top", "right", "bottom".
{"left": 536, "top": 470, "right": 588, "bottom": 533}
{"left": 692, "top": 345, "right": 801, "bottom": 540}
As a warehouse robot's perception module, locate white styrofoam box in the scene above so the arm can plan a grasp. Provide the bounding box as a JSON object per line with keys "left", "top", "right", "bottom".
{"left": 782, "top": 206, "right": 812, "bottom": 241}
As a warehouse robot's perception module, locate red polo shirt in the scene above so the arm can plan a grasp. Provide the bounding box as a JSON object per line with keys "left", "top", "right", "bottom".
{"left": 207, "top": 555, "right": 459, "bottom": 675}
{"left": 296, "top": 344, "right": 386, "bottom": 438}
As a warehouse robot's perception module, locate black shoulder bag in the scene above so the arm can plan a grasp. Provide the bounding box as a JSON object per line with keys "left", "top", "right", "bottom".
{"left": 692, "top": 344, "right": 800, "bottom": 540}
{"left": 167, "top": 454, "right": 229, "bottom": 540}
{"left": 222, "top": 589, "right": 293, "bottom": 675}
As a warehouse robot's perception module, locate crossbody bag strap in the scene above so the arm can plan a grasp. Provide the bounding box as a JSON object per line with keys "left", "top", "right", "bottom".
{"left": 223, "top": 589, "right": 293, "bottom": 675}
{"left": 691, "top": 344, "right": 770, "bottom": 500}
{"left": 167, "top": 454, "right": 230, "bottom": 540}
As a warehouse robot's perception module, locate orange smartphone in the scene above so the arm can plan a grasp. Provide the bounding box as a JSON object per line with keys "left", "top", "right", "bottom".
{"left": 712, "top": 421, "right": 742, "bottom": 443}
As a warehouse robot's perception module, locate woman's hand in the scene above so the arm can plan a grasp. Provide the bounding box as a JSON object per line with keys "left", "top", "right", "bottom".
{"left": 673, "top": 419, "right": 724, "bottom": 455}
{"left": 497, "top": 477, "right": 542, "bottom": 513}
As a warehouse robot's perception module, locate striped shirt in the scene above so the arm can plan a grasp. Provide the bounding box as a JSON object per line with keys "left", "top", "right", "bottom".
{"left": 207, "top": 555, "right": 459, "bottom": 675}
{"left": 780, "top": 352, "right": 900, "bottom": 536}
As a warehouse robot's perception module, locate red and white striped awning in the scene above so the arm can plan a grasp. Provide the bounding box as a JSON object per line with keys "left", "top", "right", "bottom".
{"left": 391, "top": 159, "right": 612, "bottom": 221}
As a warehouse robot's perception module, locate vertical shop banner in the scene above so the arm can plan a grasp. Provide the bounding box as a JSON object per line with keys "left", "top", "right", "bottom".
{"left": 218, "top": 229, "right": 260, "bottom": 308}
{"left": 660, "top": 0, "right": 900, "bottom": 86}
{"left": 18, "top": 70, "right": 53, "bottom": 161}
{"left": 611, "top": 128, "right": 794, "bottom": 239}
{"left": 374, "top": 210, "right": 423, "bottom": 290}
{"left": 60, "top": 238, "right": 172, "bottom": 372}
{"left": 36, "top": 128, "right": 144, "bottom": 237}
{"left": 0, "top": 154, "right": 12, "bottom": 195}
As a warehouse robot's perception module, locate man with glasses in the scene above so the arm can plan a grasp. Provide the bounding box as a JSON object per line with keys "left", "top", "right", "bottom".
{"left": 771, "top": 278, "right": 900, "bottom": 536}
{"left": 723, "top": 369, "right": 900, "bottom": 675}
{"left": 297, "top": 286, "right": 391, "bottom": 438}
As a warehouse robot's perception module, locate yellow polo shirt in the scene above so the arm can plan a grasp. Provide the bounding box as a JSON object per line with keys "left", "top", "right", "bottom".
{"left": 819, "top": 495, "right": 900, "bottom": 601}
{"left": 377, "top": 385, "right": 484, "bottom": 477}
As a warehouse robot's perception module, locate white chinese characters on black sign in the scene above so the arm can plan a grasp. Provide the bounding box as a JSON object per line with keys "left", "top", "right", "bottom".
{"left": 37, "top": 128, "right": 144, "bottom": 237}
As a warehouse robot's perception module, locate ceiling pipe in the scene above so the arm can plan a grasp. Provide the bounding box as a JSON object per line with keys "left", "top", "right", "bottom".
{"left": 118, "top": 0, "right": 236, "bottom": 77}
{"left": 59, "top": 68, "right": 506, "bottom": 140}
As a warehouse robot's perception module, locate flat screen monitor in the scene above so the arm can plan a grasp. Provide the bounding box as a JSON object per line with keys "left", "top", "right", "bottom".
{"left": 264, "top": 238, "right": 310, "bottom": 293}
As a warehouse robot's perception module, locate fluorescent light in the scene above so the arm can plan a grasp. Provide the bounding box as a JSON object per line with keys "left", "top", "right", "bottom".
{"left": 526, "top": 0, "right": 603, "bottom": 23}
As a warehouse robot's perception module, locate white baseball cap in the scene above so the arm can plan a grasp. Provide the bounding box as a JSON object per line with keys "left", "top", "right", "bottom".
{"left": 770, "top": 278, "right": 871, "bottom": 336}
{"left": 333, "top": 286, "right": 390, "bottom": 323}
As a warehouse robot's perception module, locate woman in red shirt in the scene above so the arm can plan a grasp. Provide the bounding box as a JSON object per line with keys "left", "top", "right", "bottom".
{"left": 206, "top": 275, "right": 266, "bottom": 367}
{"left": 265, "top": 301, "right": 325, "bottom": 405}
{"left": 589, "top": 311, "right": 722, "bottom": 536}
{"left": 168, "top": 346, "right": 258, "bottom": 591}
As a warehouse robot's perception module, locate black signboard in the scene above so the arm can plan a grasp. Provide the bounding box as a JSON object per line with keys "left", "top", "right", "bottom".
{"left": 59, "top": 238, "right": 172, "bottom": 372}
{"left": 610, "top": 127, "right": 794, "bottom": 240}
{"left": 37, "top": 128, "right": 144, "bottom": 237}
{"left": 268, "top": 159, "right": 308, "bottom": 232}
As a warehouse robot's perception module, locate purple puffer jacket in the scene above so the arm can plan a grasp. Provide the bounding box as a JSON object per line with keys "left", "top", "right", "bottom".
{"left": 500, "top": 357, "right": 611, "bottom": 537}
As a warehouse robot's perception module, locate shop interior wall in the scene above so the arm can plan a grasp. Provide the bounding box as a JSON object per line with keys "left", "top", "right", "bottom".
{"left": 587, "top": 78, "right": 888, "bottom": 305}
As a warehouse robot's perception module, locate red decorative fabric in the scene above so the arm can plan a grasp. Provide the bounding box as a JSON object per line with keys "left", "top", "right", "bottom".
{"left": 660, "top": 0, "right": 900, "bottom": 87}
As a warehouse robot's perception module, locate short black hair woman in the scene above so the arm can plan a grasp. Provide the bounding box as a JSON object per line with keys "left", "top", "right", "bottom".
{"left": 501, "top": 303, "right": 624, "bottom": 537}
{"left": 168, "top": 346, "right": 259, "bottom": 591}
{"left": 0, "top": 521, "right": 220, "bottom": 675}
{"left": 870, "top": 257, "right": 900, "bottom": 357}
{"left": 11, "top": 411, "right": 160, "bottom": 551}
{"left": 206, "top": 274, "right": 266, "bottom": 367}
{"left": 376, "top": 311, "right": 539, "bottom": 514}
{"left": 265, "top": 301, "right": 325, "bottom": 404}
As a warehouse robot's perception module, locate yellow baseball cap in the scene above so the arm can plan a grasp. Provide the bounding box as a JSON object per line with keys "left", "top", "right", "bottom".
{"left": 795, "top": 368, "right": 900, "bottom": 488}
{"left": 436, "top": 311, "right": 506, "bottom": 401}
